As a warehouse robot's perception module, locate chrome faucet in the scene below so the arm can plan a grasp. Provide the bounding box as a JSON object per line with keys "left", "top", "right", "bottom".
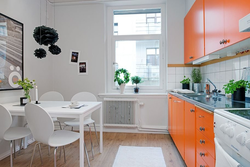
{"left": 207, "top": 78, "right": 220, "bottom": 97}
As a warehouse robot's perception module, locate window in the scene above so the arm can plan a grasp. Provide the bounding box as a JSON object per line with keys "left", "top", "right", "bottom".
{"left": 107, "top": 5, "right": 166, "bottom": 92}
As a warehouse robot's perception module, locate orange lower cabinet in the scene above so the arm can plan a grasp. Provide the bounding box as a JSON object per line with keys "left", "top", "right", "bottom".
{"left": 197, "top": 154, "right": 208, "bottom": 167}
{"left": 196, "top": 131, "right": 215, "bottom": 158}
{"left": 168, "top": 94, "right": 172, "bottom": 135}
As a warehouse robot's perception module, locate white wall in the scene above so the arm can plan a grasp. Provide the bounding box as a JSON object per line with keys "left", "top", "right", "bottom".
{"left": 0, "top": 0, "right": 52, "bottom": 157}
{"left": 166, "top": 0, "right": 186, "bottom": 64}
{"left": 185, "top": 0, "right": 195, "bottom": 15}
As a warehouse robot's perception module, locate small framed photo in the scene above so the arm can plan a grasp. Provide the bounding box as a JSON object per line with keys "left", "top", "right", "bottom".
{"left": 70, "top": 50, "right": 80, "bottom": 64}
{"left": 78, "top": 61, "right": 88, "bottom": 75}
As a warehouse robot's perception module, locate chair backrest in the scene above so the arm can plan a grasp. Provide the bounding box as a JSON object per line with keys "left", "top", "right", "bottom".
{"left": 39, "top": 91, "right": 64, "bottom": 101}
{"left": 25, "top": 103, "right": 54, "bottom": 145}
{"left": 0, "top": 105, "right": 12, "bottom": 139}
{"left": 71, "top": 92, "right": 97, "bottom": 120}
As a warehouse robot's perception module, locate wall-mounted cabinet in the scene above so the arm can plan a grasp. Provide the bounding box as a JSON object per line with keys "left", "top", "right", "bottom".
{"left": 185, "top": 0, "right": 250, "bottom": 64}
{"left": 184, "top": 0, "right": 204, "bottom": 64}
{"left": 205, "top": 0, "right": 250, "bottom": 55}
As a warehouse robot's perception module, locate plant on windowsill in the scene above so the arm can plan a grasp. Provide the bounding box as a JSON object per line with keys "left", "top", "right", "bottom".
{"left": 14, "top": 78, "right": 36, "bottom": 102}
{"left": 180, "top": 76, "right": 190, "bottom": 90}
{"left": 191, "top": 68, "right": 202, "bottom": 93}
{"left": 131, "top": 76, "right": 143, "bottom": 93}
{"left": 223, "top": 79, "right": 250, "bottom": 101}
{"left": 114, "top": 68, "right": 130, "bottom": 94}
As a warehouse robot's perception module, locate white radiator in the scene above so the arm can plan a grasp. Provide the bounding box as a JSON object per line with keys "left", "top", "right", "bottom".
{"left": 104, "top": 98, "right": 137, "bottom": 127}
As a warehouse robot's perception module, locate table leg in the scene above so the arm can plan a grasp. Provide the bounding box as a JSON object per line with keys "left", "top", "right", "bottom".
{"left": 80, "top": 114, "right": 84, "bottom": 167}
{"left": 100, "top": 105, "right": 103, "bottom": 153}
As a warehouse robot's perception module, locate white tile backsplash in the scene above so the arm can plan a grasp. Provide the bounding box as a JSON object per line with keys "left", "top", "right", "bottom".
{"left": 225, "top": 71, "right": 233, "bottom": 82}
{"left": 225, "top": 59, "right": 233, "bottom": 71}
{"left": 176, "top": 75, "right": 185, "bottom": 83}
{"left": 168, "top": 75, "right": 176, "bottom": 83}
{"left": 232, "top": 57, "right": 240, "bottom": 70}
{"left": 168, "top": 67, "right": 175, "bottom": 75}
{"left": 176, "top": 67, "right": 184, "bottom": 75}
{"left": 219, "top": 71, "right": 226, "bottom": 82}
{"left": 184, "top": 67, "right": 193, "bottom": 75}
{"left": 214, "top": 63, "right": 219, "bottom": 72}
{"left": 232, "top": 70, "right": 240, "bottom": 81}
{"left": 240, "top": 56, "right": 248, "bottom": 69}
{"left": 219, "top": 61, "right": 226, "bottom": 71}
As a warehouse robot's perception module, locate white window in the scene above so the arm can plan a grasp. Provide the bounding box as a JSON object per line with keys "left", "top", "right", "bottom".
{"left": 107, "top": 5, "right": 166, "bottom": 93}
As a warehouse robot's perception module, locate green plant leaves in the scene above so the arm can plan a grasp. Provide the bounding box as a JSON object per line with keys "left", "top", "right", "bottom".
{"left": 180, "top": 75, "right": 190, "bottom": 84}
{"left": 114, "top": 68, "right": 130, "bottom": 85}
{"left": 191, "top": 68, "right": 202, "bottom": 83}
{"left": 223, "top": 79, "right": 250, "bottom": 94}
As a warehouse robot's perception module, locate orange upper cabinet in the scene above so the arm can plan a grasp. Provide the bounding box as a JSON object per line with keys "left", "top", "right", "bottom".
{"left": 224, "top": 0, "right": 250, "bottom": 47}
{"left": 205, "top": 0, "right": 250, "bottom": 55}
{"left": 184, "top": 0, "right": 204, "bottom": 64}
{"left": 204, "top": 0, "right": 224, "bottom": 55}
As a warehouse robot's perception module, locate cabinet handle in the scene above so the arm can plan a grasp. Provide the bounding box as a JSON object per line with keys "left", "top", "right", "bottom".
{"left": 200, "top": 152, "right": 205, "bottom": 157}
{"left": 200, "top": 140, "right": 205, "bottom": 144}
{"left": 189, "top": 56, "right": 193, "bottom": 59}
{"left": 169, "top": 97, "right": 172, "bottom": 99}
{"left": 199, "top": 127, "right": 205, "bottom": 131}
{"left": 200, "top": 165, "right": 205, "bottom": 167}
{"left": 190, "top": 109, "right": 195, "bottom": 112}
{"left": 199, "top": 115, "right": 204, "bottom": 118}
{"left": 220, "top": 40, "right": 223, "bottom": 44}
{"left": 176, "top": 101, "right": 181, "bottom": 103}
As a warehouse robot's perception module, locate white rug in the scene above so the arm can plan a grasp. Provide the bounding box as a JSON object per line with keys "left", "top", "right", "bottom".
{"left": 112, "top": 146, "right": 166, "bottom": 167}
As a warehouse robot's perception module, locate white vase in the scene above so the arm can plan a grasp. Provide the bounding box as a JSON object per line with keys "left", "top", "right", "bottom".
{"left": 120, "top": 83, "right": 126, "bottom": 94}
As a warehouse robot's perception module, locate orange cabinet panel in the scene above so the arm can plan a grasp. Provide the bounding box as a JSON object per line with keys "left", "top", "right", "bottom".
{"left": 196, "top": 131, "right": 215, "bottom": 158}
{"left": 184, "top": 0, "right": 204, "bottom": 64}
{"left": 196, "top": 107, "right": 214, "bottom": 128}
{"left": 197, "top": 152, "right": 209, "bottom": 167}
{"left": 204, "top": 0, "right": 224, "bottom": 55}
{"left": 184, "top": 102, "right": 196, "bottom": 167}
{"left": 168, "top": 94, "right": 172, "bottom": 135}
{"left": 196, "top": 139, "right": 215, "bottom": 167}
{"left": 224, "top": 0, "right": 250, "bottom": 47}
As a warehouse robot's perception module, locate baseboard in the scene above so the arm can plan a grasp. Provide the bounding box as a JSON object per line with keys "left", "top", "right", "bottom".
{"left": 0, "top": 138, "right": 35, "bottom": 161}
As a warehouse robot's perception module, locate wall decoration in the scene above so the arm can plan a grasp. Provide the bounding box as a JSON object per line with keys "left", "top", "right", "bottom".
{"left": 33, "top": 25, "right": 61, "bottom": 59}
{"left": 70, "top": 50, "right": 80, "bottom": 64}
{"left": 78, "top": 61, "right": 88, "bottom": 75}
{"left": 0, "top": 13, "right": 23, "bottom": 90}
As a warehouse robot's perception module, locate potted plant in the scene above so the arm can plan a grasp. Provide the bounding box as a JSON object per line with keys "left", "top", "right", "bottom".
{"left": 180, "top": 76, "right": 190, "bottom": 89}
{"left": 223, "top": 79, "right": 250, "bottom": 101}
{"left": 14, "top": 78, "right": 36, "bottom": 102}
{"left": 191, "top": 68, "right": 202, "bottom": 93}
{"left": 114, "top": 68, "right": 130, "bottom": 94}
{"left": 131, "top": 76, "right": 143, "bottom": 93}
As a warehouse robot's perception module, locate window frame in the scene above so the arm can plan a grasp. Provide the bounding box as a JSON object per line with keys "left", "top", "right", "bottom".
{"left": 106, "top": 4, "right": 166, "bottom": 93}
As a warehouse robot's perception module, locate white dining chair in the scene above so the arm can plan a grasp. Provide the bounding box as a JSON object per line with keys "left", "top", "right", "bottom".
{"left": 25, "top": 103, "right": 90, "bottom": 167}
{"left": 63, "top": 92, "right": 99, "bottom": 159}
{"left": 0, "top": 105, "right": 31, "bottom": 167}
{"left": 39, "top": 91, "right": 64, "bottom": 130}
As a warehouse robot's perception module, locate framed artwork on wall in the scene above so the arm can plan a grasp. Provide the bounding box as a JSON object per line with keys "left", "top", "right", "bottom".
{"left": 0, "top": 13, "right": 23, "bottom": 91}
{"left": 78, "top": 61, "right": 88, "bottom": 75}
{"left": 70, "top": 50, "right": 80, "bottom": 64}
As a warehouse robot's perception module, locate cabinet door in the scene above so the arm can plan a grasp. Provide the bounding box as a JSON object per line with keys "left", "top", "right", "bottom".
{"left": 171, "top": 96, "right": 177, "bottom": 142}
{"left": 168, "top": 94, "right": 172, "bottom": 135}
{"left": 174, "top": 97, "right": 185, "bottom": 159}
{"left": 204, "top": 0, "right": 224, "bottom": 55}
{"left": 224, "top": 0, "right": 250, "bottom": 47}
{"left": 184, "top": 0, "right": 204, "bottom": 64}
{"left": 184, "top": 102, "right": 196, "bottom": 167}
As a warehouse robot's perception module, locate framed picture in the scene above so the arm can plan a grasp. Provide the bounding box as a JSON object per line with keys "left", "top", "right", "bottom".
{"left": 78, "top": 61, "right": 88, "bottom": 75}
{"left": 0, "top": 13, "right": 23, "bottom": 91}
{"left": 70, "top": 50, "right": 80, "bottom": 64}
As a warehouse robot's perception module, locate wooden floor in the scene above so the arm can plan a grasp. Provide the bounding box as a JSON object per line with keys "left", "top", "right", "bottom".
{"left": 0, "top": 132, "right": 186, "bottom": 167}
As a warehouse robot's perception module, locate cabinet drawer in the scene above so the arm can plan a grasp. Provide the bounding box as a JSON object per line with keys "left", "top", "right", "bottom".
{"left": 197, "top": 154, "right": 208, "bottom": 167}
{"left": 196, "top": 130, "right": 215, "bottom": 158}
{"left": 196, "top": 107, "right": 214, "bottom": 128}
{"left": 196, "top": 120, "right": 214, "bottom": 142}
{"left": 197, "top": 140, "right": 215, "bottom": 167}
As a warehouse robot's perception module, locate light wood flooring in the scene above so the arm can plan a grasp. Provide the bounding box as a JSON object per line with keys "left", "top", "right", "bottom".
{"left": 0, "top": 132, "right": 186, "bottom": 167}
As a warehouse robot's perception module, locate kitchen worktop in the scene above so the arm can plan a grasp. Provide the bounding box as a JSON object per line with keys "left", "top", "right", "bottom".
{"left": 169, "top": 92, "right": 250, "bottom": 111}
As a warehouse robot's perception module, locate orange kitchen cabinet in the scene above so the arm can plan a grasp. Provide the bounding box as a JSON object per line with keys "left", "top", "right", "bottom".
{"left": 224, "top": 0, "right": 250, "bottom": 47}
{"left": 170, "top": 96, "right": 177, "bottom": 141}
{"left": 184, "top": 102, "right": 196, "bottom": 167}
{"left": 195, "top": 107, "right": 215, "bottom": 167}
{"left": 173, "top": 97, "right": 185, "bottom": 159}
{"left": 168, "top": 94, "right": 172, "bottom": 135}
{"left": 204, "top": 0, "right": 224, "bottom": 55}
{"left": 205, "top": 0, "right": 250, "bottom": 55}
{"left": 184, "top": 0, "right": 205, "bottom": 64}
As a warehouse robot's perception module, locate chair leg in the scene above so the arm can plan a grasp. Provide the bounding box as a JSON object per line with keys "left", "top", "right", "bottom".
{"left": 13, "top": 140, "right": 16, "bottom": 158}
{"left": 84, "top": 142, "right": 90, "bottom": 167}
{"left": 54, "top": 147, "right": 58, "bottom": 167}
{"left": 87, "top": 124, "right": 94, "bottom": 159}
{"left": 19, "top": 138, "right": 23, "bottom": 154}
{"left": 10, "top": 140, "right": 13, "bottom": 167}
{"left": 58, "top": 121, "right": 62, "bottom": 130}
{"left": 93, "top": 122, "right": 99, "bottom": 146}
{"left": 63, "top": 146, "right": 66, "bottom": 163}
{"left": 30, "top": 142, "right": 39, "bottom": 167}
{"left": 38, "top": 143, "right": 43, "bottom": 165}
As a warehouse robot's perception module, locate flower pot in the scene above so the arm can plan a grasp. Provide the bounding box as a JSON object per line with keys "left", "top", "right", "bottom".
{"left": 182, "top": 83, "right": 189, "bottom": 90}
{"left": 193, "top": 83, "right": 201, "bottom": 93}
{"left": 134, "top": 87, "right": 139, "bottom": 93}
{"left": 119, "top": 83, "right": 126, "bottom": 94}
{"left": 232, "top": 87, "right": 245, "bottom": 101}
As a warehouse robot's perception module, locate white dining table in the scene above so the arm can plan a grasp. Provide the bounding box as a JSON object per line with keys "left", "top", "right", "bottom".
{"left": 2, "top": 101, "right": 103, "bottom": 167}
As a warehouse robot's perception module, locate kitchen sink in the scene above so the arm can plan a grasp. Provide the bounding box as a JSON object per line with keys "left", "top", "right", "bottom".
{"left": 182, "top": 93, "right": 206, "bottom": 98}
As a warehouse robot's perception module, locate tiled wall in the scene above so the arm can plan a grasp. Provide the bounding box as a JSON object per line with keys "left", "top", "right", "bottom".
{"left": 167, "top": 54, "right": 250, "bottom": 94}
